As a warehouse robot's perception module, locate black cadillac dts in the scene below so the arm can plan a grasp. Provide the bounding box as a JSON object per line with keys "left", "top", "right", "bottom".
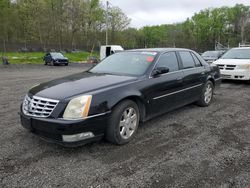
{"left": 20, "top": 48, "right": 221, "bottom": 146}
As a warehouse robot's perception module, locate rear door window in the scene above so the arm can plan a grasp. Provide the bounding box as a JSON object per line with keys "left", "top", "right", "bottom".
{"left": 179, "top": 51, "right": 196, "bottom": 69}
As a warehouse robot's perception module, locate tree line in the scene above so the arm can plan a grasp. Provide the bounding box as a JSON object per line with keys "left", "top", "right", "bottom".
{"left": 0, "top": 0, "right": 130, "bottom": 52}
{"left": 0, "top": 1, "right": 250, "bottom": 53}
{"left": 120, "top": 4, "right": 250, "bottom": 52}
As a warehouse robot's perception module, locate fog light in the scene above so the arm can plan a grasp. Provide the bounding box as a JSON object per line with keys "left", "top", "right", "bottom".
{"left": 62, "top": 132, "right": 94, "bottom": 142}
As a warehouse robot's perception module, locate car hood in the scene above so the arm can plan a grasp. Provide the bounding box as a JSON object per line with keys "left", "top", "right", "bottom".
{"left": 214, "top": 58, "right": 250, "bottom": 65}
{"left": 202, "top": 56, "right": 217, "bottom": 61}
{"left": 52, "top": 57, "right": 68, "bottom": 60}
{"left": 29, "top": 72, "right": 137, "bottom": 100}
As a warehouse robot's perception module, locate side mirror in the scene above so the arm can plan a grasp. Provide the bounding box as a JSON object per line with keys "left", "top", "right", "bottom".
{"left": 152, "top": 67, "right": 169, "bottom": 77}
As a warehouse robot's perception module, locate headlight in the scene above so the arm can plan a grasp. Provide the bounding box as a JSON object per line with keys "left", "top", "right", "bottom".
{"left": 237, "top": 64, "right": 250, "bottom": 70}
{"left": 63, "top": 95, "right": 92, "bottom": 120}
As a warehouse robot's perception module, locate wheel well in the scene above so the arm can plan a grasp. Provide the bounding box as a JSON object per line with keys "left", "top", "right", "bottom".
{"left": 208, "top": 78, "right": 215, "bottom": 86}
{"left": 114, "top": 96, "right": 146, "bottom": 122}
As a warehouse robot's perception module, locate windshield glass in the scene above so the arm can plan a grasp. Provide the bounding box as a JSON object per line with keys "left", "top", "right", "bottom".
{"left": 90, "top": 51, "right": 157, "bottom": 76}
{"left": 221, "top": 49, "right": 250, "bottom": 59}
{"left": 51, "top": 53, "right": 65, "bottom": 59}
{"left": 202, "top": 51, "right": 220, "bottom": 57}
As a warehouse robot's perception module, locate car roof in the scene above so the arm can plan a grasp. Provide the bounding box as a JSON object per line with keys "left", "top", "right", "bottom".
{"left": 127, "top": 48, "right": 192, "bottom": 53}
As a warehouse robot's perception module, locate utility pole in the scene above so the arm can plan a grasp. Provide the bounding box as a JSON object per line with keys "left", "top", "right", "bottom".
{"left": 105, "top": 1, "right": 109, "bottom": 45}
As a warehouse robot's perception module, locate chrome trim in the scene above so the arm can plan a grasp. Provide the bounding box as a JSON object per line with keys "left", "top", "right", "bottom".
{"left": 153, "top": 84, "right": 203, "bottom": 100}
{"left": 22, "top": 95, "right": 59, "bottom": 118}
{"left": 215, "top": 77, "right": 222, "bottom": 81}
{"left": 61, "top": 111, "right": 111, "bottom": 121}
{"left": 31, "top": 95, "right": 59, "bottom": 103}
{"left": 149, "top": 66, "right": 206, "bottom": 79}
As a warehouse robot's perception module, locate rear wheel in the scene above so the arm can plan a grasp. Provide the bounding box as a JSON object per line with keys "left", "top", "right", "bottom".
{"left": 106, "top": 100, "right": 140, "bottom": 145}
{"left": 197, "top": 81, "right": 214, "bottom": 107}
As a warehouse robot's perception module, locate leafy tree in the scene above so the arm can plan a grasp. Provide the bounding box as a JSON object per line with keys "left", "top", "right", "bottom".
{"left": 0, "top": 2, "right": 250, "bottom": 53}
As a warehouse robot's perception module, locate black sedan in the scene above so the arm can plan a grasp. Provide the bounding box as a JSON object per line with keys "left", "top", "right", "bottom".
{"left": 43, "top": 52, "right": 69, "bottom": 66}
{"left": 20, "top": 48, "right": 221, "bottom": 146}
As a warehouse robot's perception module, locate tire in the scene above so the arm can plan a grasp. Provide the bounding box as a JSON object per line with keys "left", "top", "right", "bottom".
{"left": 44, "top": 61, "right": 47, "bottom": 65}
{"left": 106, "top": 100, "right": 140, "bottom": 145}
{"left": 65, "top": 63, "right": 68, "bottom": 66}
{"left": 197, "top": 81, "right": 214, "bottom": 107}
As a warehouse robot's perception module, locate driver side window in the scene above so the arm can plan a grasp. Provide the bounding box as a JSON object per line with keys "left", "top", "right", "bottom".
{"left": 156, "top": 52, "right": 179, "bottom": 72}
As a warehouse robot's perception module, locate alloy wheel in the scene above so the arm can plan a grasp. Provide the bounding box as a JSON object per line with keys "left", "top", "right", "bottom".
{"left": 119, "top": 107, "right": 138, "bottom": 140}
{"left": 204, "top": 84, "right": 213, "bottom": 104}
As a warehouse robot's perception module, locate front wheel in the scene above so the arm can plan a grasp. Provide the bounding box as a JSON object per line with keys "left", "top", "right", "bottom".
{"left": 197, "top": 81, "right": 214, "bottom": 107}
{"left": 106, "top": 100, "right": 140, "bottom": 145}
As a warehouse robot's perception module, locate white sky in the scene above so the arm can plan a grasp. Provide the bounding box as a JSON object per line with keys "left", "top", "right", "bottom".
{"left": 101, "top": 0, "right": 250, "bottom": 28}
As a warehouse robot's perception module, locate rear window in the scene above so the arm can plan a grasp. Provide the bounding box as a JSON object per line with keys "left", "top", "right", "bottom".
{"left": 202, "top": 51, "right": 220, "bottom": 57}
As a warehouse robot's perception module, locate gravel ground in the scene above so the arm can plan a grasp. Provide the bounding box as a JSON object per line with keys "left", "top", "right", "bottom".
{"left": 0, "top": 64, "right": 250, "bottom": 188}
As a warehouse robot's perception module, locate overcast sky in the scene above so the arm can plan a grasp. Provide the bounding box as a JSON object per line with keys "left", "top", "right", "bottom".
{"left": 102, "top": 0, "right": 250, "bottom": 28}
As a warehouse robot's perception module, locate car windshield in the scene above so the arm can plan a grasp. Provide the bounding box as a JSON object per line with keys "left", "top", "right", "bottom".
{"left": 221, "top": 49, "right": 250, "bottom": 59}
{"left": 51, "top": 53, "right": 65, "bottom": 59}
{"left": 202, "top": 51, "right": 220, "bottom": 57}
{"left": 90, "top": 51, "right": 157, "bottom": 76}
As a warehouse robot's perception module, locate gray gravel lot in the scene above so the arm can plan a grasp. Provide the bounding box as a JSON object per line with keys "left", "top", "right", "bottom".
{"left": 0, "top": 64, "right": 250, "bottom": 188}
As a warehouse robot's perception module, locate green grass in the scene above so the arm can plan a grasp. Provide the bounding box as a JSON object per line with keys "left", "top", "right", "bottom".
{"left": 0, "top": 51, "right": 99, "bottom": 64}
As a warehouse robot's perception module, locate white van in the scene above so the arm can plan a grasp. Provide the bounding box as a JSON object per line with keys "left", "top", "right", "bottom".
{"left": 100, "top": 45, "right": 124, "bottom": 60}
{"left": 213, "top": 47, "right": 250, "bottom": 81}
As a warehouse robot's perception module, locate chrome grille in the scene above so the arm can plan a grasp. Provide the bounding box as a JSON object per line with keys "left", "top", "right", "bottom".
{"left": 218, "top": 64, "right": 236, "bottom": 70}
{"left": 22, "top": 95, "right": 59, "bottom": 118}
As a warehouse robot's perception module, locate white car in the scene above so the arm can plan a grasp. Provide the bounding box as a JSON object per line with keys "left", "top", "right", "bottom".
{"left": 213, "top": 47, "right": 250, "bottom": 81}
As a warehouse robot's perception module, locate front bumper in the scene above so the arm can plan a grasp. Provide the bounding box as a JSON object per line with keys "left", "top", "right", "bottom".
{"left": 220, "top": 69, "right": 250, "bottom": 80}
{"left": 20, "top": 109, "right": 109, "bottom": 147}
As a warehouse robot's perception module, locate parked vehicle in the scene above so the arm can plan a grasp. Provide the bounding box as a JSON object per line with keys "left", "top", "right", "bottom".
{"left": 20, "top": 48, "right": 221, "bottom": 146}
{"left": 100, "top": 45, "right": 124, "bottom": 60}
{"left": 202, "top": 50, "right": 224, "bottom": 63}
{"left": 87, "top": 56, "right": 99, "bottom": 64}
{"left": 43, "top": 52, "right": 69, "bottom": 66}
{"left": 213, "top": 47, "right": 250, "bottom": 81}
